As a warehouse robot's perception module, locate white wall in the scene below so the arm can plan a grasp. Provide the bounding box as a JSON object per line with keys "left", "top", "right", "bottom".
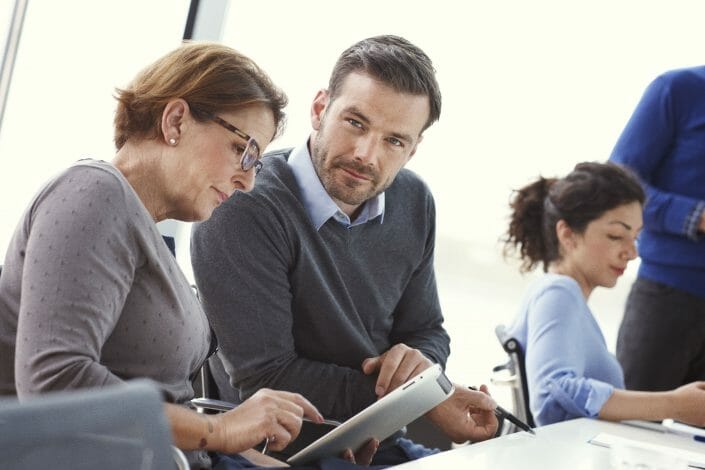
{"left": 0, "top": 0, "right": 189, "bottom": 254}
{"left": 1, "top": 0, "right": 704, "bottom": 394}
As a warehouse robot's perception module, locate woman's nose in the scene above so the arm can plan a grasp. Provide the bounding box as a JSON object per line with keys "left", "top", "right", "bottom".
{"left": 234, "top": 167, "right": 255, "bottom": 193}
{"left": 625, "top": 239, "right": 638, "bottom": 260}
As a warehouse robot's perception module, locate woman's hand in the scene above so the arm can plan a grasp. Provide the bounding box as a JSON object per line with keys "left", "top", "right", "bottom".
{"left": 672, "top": 381, "right": 705, "bottom": 426}
{"left": 212, "top": 388, "right": 323, "bottom": 454}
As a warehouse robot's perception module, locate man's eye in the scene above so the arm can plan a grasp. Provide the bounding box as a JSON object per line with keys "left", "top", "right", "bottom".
{"left": 387, "top": 137, "right": 402, "bottom": 147}
{"left": 347, "top": 119, "right": 363, "bottom": 129}
{"left": 607, "top": 235, "right": 623, "bottom": 241}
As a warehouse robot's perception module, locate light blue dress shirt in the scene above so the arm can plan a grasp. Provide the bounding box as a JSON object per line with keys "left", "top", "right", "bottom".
{"left": 507, "top": 274, "right": 625, "bottom": 426}
{"left": 287, "top": 142, "right": 384, "bottom": 230}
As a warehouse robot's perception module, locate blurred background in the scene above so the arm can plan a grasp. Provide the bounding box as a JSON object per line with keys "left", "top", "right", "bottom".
{"left": 2, "top": 0, "right": 704, "bottom": 403}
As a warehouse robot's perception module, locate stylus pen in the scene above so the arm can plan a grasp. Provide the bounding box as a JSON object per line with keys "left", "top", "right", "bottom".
{"left": 468, "top": 386, "right": 536, "bottom": 435}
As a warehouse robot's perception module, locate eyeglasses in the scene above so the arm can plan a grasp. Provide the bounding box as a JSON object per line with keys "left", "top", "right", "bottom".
{"left": 204, "top": 113, "right": 262, "bottom": 175}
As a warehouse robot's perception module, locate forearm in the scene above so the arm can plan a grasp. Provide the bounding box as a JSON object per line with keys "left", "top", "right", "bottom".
{"left": 599, "top": 389, "right": 675, "bottom": 422}
{"left": 237, "top": 356, "right": 377, "bottom": 421}
{"left": 165, "top": 403, "right": 224, "bottom": 452}
{"left": 401, "top": 328, "right": 450, "bottom": 368}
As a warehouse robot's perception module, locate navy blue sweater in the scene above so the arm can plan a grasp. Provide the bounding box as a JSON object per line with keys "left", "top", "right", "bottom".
{"left": 610, "top": 66, "right": 705, "bottom": 298}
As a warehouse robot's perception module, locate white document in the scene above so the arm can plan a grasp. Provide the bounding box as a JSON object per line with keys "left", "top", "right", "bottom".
{"left": 590, "top": 432, "right": 705, "bottom": 468}
{"left": 663, "top": 419, "right": 705, "bottom": 440}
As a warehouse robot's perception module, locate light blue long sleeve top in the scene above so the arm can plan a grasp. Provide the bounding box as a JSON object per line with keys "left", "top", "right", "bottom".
{"left": 507, "top": 274, "right": 625, "bottom": 426}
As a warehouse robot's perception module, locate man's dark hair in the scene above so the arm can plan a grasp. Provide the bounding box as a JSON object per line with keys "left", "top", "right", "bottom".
{"left": 328, "top": 35, "right": 441, "bottom": 131}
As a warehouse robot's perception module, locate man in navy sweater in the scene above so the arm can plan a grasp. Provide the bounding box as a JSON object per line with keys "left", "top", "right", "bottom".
{"left": 192, "top": 35, "right": 498, "bottom": 466}
{"left": 610, "top": 66, "right": 705, "bottom": 391}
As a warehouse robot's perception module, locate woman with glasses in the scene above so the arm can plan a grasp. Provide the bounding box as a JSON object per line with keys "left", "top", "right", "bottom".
{"left": 504, "top": 161, "right": 705, "bottom": 427}
{"left": 0, "top": 42, "right": 325, "bottom": 467}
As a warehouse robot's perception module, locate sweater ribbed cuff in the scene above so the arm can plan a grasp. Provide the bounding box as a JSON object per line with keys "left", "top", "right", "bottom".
{"left": 684, "top": 201, "right": 705, "bottom": 241}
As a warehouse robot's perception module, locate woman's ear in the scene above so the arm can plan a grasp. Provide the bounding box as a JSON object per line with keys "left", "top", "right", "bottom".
{"left": 555, "top": 219, "right": 576, "bottom": 251}
{"left": 161, "top": 99, "right": 188, "bottom": 146}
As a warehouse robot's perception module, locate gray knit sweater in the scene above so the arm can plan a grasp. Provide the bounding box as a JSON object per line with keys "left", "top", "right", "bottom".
{"left": 0, "top": 160, "right": 210, "bottom": 402}
{"left": 191, "top": 150, "right": 450, "bottom": 421}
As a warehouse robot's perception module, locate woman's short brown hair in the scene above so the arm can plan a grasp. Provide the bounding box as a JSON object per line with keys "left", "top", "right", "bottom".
{"left": 113, "top": 42, "right": 287, "bottom": 149}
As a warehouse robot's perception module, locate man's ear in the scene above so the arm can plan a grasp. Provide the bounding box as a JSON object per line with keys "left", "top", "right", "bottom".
{"left": 161, "top": 99, "right": 188, "bottom": 145}
{"left": 310, "top": 89, "right": 329, "bottom": 131}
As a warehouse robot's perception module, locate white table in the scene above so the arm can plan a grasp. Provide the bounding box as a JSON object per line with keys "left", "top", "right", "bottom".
{"left": 394, "top": 418, "right": 705, "bottom": 469}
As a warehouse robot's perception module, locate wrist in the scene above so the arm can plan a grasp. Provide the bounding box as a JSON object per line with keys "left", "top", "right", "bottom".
{"left": 205, "top": 413, "right": 224, "bottom": 451}
{"left": 425, "top": 396, "right": 451, "bottom": 427}
{"left": 657, "top": 390, "right": 680, "bottom": 421}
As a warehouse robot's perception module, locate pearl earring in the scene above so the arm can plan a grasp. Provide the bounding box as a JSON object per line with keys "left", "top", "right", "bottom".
{"left": 169, "top": 138, "right": 177, "bottom": 145}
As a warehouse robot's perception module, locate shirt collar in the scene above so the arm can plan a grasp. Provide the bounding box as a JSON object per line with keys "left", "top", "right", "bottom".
{"left": 288, "top": 141, "right": 385, "bottom": 230}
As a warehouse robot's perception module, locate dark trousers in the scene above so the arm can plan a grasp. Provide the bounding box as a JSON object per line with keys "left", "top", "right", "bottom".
{"left": 617, "top": 277, "right": 705, "bottom": 391}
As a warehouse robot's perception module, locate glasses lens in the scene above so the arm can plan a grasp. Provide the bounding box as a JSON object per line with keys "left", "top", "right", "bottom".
{"left": 241, "top": 138, "right": 260, "bottom": 171}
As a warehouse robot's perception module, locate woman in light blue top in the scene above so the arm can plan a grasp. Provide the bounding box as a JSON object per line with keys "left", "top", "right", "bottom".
{"left": 505, "top": 162, "right": 705, "bottom": 426}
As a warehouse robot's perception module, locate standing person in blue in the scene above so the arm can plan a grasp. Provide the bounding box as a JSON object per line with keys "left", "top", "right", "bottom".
{"left": 609, "top": 66, "right": 705, "bottom": 392}
{"left": 503, "top": 162, "right": 705, "bottom": 426}
{"left": 191, "top": 35, "right": 498, "bottom": 466}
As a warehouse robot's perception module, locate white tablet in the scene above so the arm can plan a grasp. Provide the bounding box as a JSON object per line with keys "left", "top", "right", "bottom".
{"left": 287, "top": 363, "right": 454, "bottom": 466}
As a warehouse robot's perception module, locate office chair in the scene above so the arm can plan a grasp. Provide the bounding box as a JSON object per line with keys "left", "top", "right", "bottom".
{"left": 0, "top": 379, "right": 181, "bottom": 470}
{"left": 491, "top": 324, "right": 535, "bottom": 435}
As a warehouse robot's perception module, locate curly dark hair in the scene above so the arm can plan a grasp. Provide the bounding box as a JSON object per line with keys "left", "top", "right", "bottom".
{"left": 504, "top": 161, "right": 646, "bottom": 272}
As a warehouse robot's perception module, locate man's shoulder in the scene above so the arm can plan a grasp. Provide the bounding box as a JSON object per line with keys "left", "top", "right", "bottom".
{"left": 214, "top": 149, "right": 302, "bottom": 222}
{"left": 235, "top": 149, "right": 299, "bottom": 200}
{"left": 654, "top": 66, "right": 705, "bottom": 94}
{"left": 262, "top": 147, "right": 295, "bottom": 160}
{"left": 389, "top": 167, "right": 433, "bottom": 195}
{"left": 255, "top": 148, "right": 298, "bottom": 193}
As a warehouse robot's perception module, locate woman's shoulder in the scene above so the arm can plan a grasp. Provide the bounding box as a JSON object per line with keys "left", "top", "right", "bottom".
{"left": 63, "top": 159, "right": 125, "bottom": 187}
{"left": 60, "top": 159, "right": 142, "bottom": 208}
{"left": 530, "top": 273, "right": 583, "bottom": 301}
{"left": 509, "top": 275, "right": 580, "bottom": 335}
{"left": 31, "top": 159, "right": 146, "bottom": 228}
{"left": 525, "top": 274, "right": 586, "bottom": 323}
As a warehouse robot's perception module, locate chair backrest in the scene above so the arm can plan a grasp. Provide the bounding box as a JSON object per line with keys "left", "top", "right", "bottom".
{"left": 492, "top": 324, "right": 535, "bottom": 430}
{"left": 0, "top": 380, "right": 175, "bottom": 470}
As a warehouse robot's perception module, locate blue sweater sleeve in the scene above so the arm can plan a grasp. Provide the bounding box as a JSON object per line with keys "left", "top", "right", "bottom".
{"left": 525, "top": 284, "right": 614, "bottom": 425}
{"left": 610, "top": 74, "right": 702, "bottom": 237}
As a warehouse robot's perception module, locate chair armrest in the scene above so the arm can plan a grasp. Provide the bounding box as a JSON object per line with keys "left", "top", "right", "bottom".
{"left": 190, "top": 397, "right": 236, "bottom": 412}
{"left": 172, "top": 446, "right": 190, "bottom": 470}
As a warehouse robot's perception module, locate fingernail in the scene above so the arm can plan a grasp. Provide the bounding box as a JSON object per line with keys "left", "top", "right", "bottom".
{"left": 317, "top": 413, "right": 324, "bottom": 423}
{"left": 376, "top": 386, "right": 384, "bottom": 396}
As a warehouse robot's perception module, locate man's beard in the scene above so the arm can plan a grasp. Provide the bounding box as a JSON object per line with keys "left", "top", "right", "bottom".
{"left": 311, "top": 132, "right": 383, "bottom": 207}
